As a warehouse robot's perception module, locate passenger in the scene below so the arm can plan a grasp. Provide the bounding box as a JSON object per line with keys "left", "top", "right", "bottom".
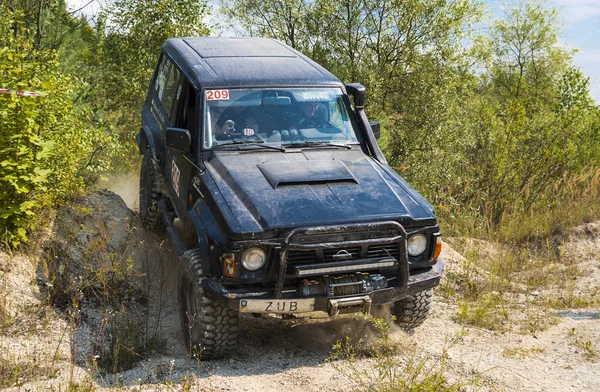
{"left": 215, "top": 106, "right": 257, "bottom": 139}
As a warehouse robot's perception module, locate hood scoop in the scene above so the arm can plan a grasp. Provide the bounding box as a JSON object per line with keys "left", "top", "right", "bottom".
{"left": 258, "top": 160, "right": 358, "bottom": 189}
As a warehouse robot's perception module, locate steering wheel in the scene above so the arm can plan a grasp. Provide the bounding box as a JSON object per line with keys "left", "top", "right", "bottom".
{"left": 231, "top": 132, "right": 264, "bottom": 142}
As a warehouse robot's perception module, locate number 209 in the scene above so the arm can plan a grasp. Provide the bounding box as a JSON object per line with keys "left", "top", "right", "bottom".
{"left": 206, "top": 89, "right": 229, "bottom": 100}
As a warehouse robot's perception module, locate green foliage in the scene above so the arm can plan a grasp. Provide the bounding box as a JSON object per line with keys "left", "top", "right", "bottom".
{"left": 1, "top": 0, "right": 214, "bottom": 245}
{"left": 222, "top": 0, "right": 482, "bottom": 113}
{"left": 222, "top": 0, "right": 600, "bottom": 242}
{"left": 88, "top": 0, "right": 211, "bottom": 169}
{"left": 4, "top": 0, "right": 600, "bottom": 249}
{"left": 0, "top": 5, "right": 116, "bottom": 246}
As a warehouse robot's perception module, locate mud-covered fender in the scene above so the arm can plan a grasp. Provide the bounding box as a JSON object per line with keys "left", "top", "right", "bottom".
{"left": 188, "top": 200, "right": 227, "bottom": 275}
{"left": 136, "top": 125, "right": 155, "bottom": 156}
{"left": 186, "top": 209, "right": 211, "bottom": 275}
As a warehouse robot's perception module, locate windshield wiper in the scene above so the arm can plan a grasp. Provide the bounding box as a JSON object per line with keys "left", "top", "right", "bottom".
{"left": 239, "top": 143, "right": 286, "bottom": 152}
{"left": 212, "top": 139, "right": 286, "bottom": 152}
{"left": 283, "top": 141, "right": 355, "bottom": 149}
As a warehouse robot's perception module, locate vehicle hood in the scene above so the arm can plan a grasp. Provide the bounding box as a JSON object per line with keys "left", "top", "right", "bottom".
{"left": 205, "top": 149, "right": 436, "bottom": 234}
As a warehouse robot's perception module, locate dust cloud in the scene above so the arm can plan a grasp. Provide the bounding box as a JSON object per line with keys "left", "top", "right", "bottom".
{"left": 98, "top": 173, "right": 140, "bottom": 211}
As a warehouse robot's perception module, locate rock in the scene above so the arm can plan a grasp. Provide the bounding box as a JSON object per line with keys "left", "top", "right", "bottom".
{"left": 41, "top": 190, "right": 161, "bottom": 306}
{"left": 40, "top": 190, "right": 172, "bottom": 372}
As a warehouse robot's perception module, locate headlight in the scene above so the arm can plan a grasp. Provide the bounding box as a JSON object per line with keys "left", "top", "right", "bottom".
{"left": 407, "top": 234, "right": 427, "bottom": 256}
{"left": 241, "top": 248, "right": 266, "bottom": 271}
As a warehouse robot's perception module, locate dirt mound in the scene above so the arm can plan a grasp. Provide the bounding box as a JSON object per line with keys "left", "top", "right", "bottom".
{"left": 42, "top": 190, "right": 150, "bottom": 296}
{"left": 38, "top": 191, "right": 182, "bottom": 374}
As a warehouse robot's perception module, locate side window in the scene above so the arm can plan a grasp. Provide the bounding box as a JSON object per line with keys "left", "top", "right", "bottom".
{"left": 172, "top": 80, "right": 198, "bottom": 153}
{"left": 154, "top": 54, "right": 181, "bottom": 119}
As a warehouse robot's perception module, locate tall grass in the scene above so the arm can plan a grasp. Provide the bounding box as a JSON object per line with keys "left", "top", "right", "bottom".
{"left": 436, "top": 166, "right": 600, "bottom": 332}
{"left": 440, "top": 166, "right": 600, "bottom": 243}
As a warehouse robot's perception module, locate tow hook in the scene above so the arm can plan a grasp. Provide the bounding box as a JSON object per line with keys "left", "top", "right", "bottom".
{"left": 328, "top": 295, "right": 372, "bottom": 317}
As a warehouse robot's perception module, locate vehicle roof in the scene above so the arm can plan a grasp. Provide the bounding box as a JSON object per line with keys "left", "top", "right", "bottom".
{"left": 163, "top": 37, "right": 344, "bottom": 89}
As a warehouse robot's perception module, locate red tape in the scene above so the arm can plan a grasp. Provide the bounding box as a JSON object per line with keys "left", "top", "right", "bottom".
{"left": 0, "top": 88, "right": 43, "bottom": 97}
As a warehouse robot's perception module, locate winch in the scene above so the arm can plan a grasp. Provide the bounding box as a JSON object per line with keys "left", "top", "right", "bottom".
{"left": 298, "top": 273, "right": 387, "bottom": 297}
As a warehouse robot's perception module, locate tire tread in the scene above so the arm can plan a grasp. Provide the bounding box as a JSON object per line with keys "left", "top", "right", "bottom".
{"left": 179, "top": 249, "right": 239, "bottom": 359}
{"left": 392, "top": 289, "right": 433, "bottom": 331}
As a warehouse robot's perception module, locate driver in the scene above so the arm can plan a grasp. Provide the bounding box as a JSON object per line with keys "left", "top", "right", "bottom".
{"left": 294, "top": 101, "right": 328, "bottom": 129}
{"left": 215, "top": 106, "right": 257, "bottom": 139}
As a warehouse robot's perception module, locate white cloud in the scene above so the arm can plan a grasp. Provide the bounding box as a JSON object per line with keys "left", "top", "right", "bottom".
{"left": 555, "top": 0, "right": 600, "bottom": 23}
{"left": 65, "top": 0, "right": 105, "bottom": 20}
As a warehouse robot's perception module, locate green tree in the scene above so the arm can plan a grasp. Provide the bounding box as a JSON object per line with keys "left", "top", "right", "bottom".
{"left": 3, "top": 0, "right": 92, "bottom": 53}
{"left": 94, "top": 0, "right": 211, "bottom": 132}
{"left": 490, "top": 0, "right": 569, "bottom": 109}
{"left": 0, "top": 5, "right": 114, "bottom": 246}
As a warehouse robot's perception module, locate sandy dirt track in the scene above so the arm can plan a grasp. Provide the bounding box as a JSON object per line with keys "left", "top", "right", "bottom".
{"left": 0, "top": 191, "right": 598, "bottom": 391}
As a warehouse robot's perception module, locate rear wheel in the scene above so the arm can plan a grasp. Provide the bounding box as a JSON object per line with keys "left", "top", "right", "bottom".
{"left": 139, "top": 151, "right": 162, "bottom": 230}
{"left": 178, "top": 249, "right": 239, "bottom": 359}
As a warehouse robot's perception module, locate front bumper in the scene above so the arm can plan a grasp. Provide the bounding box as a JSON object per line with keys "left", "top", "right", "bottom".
{"left": 203, "top": 259, "right": 444, "bottom": 315}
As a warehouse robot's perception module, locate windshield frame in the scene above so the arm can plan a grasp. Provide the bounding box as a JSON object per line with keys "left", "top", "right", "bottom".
{"left": 201, "top": 86, "right": 362, "bottom": 151}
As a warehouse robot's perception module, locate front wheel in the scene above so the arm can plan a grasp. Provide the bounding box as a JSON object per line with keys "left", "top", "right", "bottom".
{"left": 391, "top": 289, "right": 433, "bottom": 331}
{"left": 371, "top": 289, "right": 433, "bottom": 331}
{"left": 178, "top": 249, "right": 239, "bottom": 359}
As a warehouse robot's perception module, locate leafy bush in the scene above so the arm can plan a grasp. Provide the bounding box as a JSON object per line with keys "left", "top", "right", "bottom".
{"left": 0, "top": 6, "right": 116, "bottom": 246}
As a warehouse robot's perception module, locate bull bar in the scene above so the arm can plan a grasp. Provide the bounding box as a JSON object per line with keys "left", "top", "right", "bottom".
{"left": 201, "top": 221, "right": 444, "bottom": 312}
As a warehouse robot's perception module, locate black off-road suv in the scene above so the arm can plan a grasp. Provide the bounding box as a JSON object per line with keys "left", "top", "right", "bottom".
{"left": 137, "top": 37, "right": 444, "bottom": 358}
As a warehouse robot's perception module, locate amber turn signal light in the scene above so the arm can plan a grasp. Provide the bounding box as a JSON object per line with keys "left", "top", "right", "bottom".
{"left": 223, "top": 253, "right": 236, "bottom": 277}
{"left": 433, "top": 237, "right": 443, "bottom": 260}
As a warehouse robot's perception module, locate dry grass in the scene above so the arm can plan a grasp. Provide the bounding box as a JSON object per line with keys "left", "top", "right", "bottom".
{"left": 435, "top": 167, "right": 600, "bottom": 333}
{"left": 441, "top": 231, "right": 598, "bottom": 333}
{"left": 328, "top": 316, "right": 477, "bottom": 392}
{"left": 442, "top": 166, "right": 600, "bottom": 242}
{"left": 0, "top": 307, "right": 68, "bottom": 389}
{"left": 502, "top": 346, "right": 545, "bottom": 359}
{"left": 568, "top": 327, "right": 598, "bottom": 360}
{"left": 0, "top": 355, "right": 57, "bottom": 388}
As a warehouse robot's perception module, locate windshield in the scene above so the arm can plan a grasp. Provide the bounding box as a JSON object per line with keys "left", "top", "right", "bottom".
{"left": 203, "top": 87, "right": 360, "bottom": 149}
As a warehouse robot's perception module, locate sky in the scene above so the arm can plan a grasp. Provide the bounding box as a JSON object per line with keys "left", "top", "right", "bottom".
{"left": 485, "top": 0, "right": 600, "bottom": 102}
{"left": 554, "top": 0, "right": 600, "bottom": 102}
{"left": 66, "top": 0, "right": 600, "bottom": 102}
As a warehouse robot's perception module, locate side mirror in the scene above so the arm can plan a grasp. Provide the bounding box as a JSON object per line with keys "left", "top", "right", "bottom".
{"left": 345, "top": 83, "right": 366, "bottom": 109}
{"left": 165, "top": 127, "right": 191, "bottom": 153}
{"left": 370, "top": 122, "right": 381, "bottom": 140}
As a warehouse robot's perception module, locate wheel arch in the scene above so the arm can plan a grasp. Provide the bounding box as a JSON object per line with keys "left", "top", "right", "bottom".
{"left": 136, "top": 125, "right": 165, "bottom": 164}
{"left": 186, "top": 209, "right": 212, "bottom": 275}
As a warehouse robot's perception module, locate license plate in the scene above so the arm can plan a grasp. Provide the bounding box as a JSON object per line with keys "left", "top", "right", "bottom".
{"left": 239, "top": 299, "right": 315, "bottom": 314}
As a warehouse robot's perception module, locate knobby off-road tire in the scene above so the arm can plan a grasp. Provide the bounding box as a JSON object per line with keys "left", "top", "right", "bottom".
{"left": 391, "top": 289, "right": 433, "bottom": 331}
{"left": 178, "top": 249, "right": 239, "bottom": 359}
{"left": 139, "top": 151, "right": 162, "bottom": 230}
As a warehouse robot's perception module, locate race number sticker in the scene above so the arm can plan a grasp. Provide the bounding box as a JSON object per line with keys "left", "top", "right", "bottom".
{"left": 171, "top": 159, "right": 181, "bottom": 197}
{"left": 206, "top": 89, "right": 230, "bottom": 100}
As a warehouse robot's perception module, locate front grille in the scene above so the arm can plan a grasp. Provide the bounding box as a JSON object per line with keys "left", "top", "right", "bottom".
{"left": 286, "top": 250, "right": 316, "bottom": 275}
{"left": 287, "top": 250, "right": 317, "bottom": 264}
{"left": 285, "top": 244, "right": 399, "bottom": 275}
{"left": 367, "top": 244, "right": 400, "bottom": 260}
